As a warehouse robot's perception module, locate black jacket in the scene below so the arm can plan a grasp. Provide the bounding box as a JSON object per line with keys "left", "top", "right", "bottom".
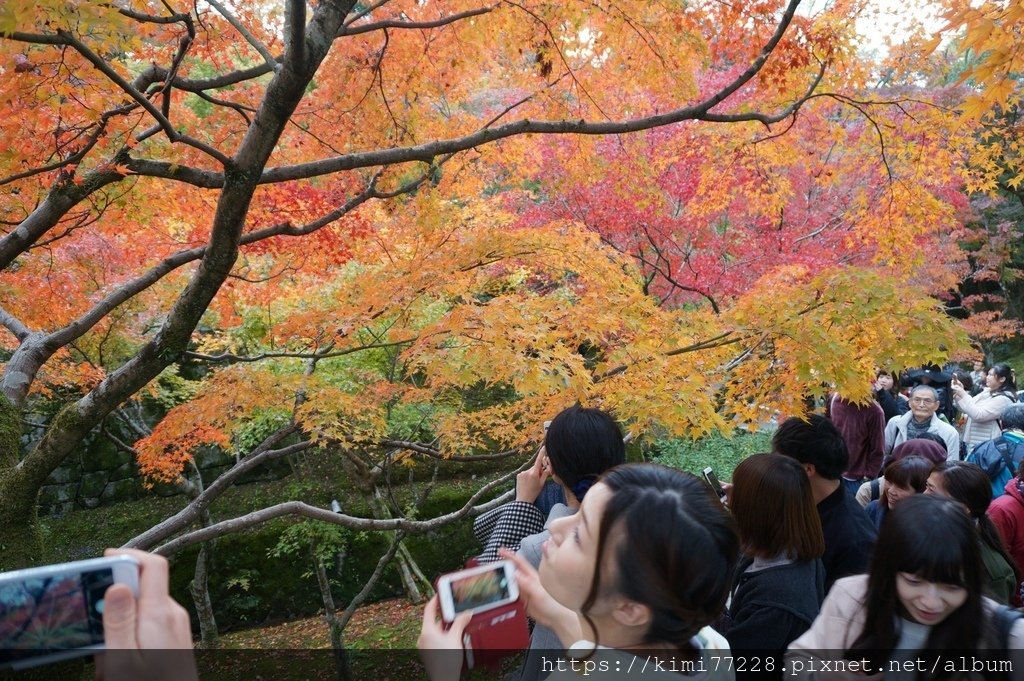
{"left": 726, "top": 556, "right": 826, "bottom": 679}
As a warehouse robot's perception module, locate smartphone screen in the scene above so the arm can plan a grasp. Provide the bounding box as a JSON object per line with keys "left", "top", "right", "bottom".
{"left": 0, "top": 567, "right": 112, "bottom": 665}
{"left": 448, "top": 564, "right": 512, "bottom": 615}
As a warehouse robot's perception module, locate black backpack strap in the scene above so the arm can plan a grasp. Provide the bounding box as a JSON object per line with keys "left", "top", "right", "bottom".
{"left": 870, "top": 478, "right": 880, "bottom": 502}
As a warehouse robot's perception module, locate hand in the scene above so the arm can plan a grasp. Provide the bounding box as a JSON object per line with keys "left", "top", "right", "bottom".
{"left": 418, "top": 595, "right": 472, "bottom": 681}
{"left": 515, "top": 448, "right": 550, "bottom": 503}
{"left": 98, "top": 548, "right": 197, "bottom": 681}
{"left": 951, "top": 378, "right": 965, "bottom": 400}
{"left": 721, "top": 481, "right": 733, "bottom": 507}
{"left": 499, "top": 549, "right": 580, "bottom": 645}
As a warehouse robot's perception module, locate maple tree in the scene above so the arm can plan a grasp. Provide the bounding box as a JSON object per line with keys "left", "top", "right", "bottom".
{"left": 901, "top": 0, "right": 1024, "bottom": 351}
{"left": 509, "top": 94, "right": 974, "bottom": 310}
{"left": 0, "top": 0, "right": 973, "bottom": 571}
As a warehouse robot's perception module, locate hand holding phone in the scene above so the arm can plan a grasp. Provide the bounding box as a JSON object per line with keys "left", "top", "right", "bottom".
{"left": 0, "top": 554, "right": 139, "bottom": 670}
{"left": 433, "top": 560, "right": 529, "bottom": 671}
{"left": 515, "top": 452, "right": 550, "bottom": 503}
{"left": 98, "top": 549, "right": 197, "bottom": 681}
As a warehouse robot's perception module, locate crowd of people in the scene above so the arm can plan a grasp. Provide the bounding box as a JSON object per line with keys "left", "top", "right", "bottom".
{"left": 423, "top": 363, "right": 1024, "bottom": 679}
{"left": 90, "top": 364, "right": 1024, "bottom": 680}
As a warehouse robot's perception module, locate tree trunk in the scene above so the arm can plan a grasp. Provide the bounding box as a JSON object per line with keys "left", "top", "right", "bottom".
{"left": 0, "top": 0, "right": 359, "bottom": 564}
{"left": 370, "top": 490, "right": 430, "bottom": 603}
{"left": 0, "top": 396, "right": 42, "bottom": 570}
{"left": 312, "top": 544, "right": 352, "bottom": 681}
{"left": 190, "top": 540, "right": 219, "bottom": 648}
{"left": 0, "top": 476, "right": 43, "bottom": 570}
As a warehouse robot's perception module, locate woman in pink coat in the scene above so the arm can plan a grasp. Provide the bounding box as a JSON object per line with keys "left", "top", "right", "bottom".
{"left": 787, "top": 495, "right": 1024, "bottom": 679}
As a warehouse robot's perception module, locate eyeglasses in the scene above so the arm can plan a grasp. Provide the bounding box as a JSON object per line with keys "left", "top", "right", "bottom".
{"left": 910, "top": 398, "right": 937, "bottom": 405}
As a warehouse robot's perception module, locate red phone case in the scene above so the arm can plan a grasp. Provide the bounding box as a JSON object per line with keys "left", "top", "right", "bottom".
{"left": 459, "top": 598, "right": 530, "bottom": 672}
{"left": 436, "top": 560, "right": 531, "bottom": 672}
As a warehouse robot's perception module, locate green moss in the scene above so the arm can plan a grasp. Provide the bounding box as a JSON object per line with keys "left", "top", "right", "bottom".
{"left": 0, "top": 394, "right": 20, "bottom": 468}
{"left": 48, "top": 402, "right": 84, "bottom": 434}
{"left": 0, "top": 394, "right": 45, "bottom": 568}
{"left": 0, "top": 470, "right": 43, "bottom": 570}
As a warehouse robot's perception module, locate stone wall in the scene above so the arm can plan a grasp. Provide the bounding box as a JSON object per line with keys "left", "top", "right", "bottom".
{"left": 36, "top": 434, "right": 289, "bottom": 516}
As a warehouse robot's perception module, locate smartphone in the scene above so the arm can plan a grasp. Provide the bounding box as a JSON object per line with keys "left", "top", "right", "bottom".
{"left": 702, "top": 466, "right": 726, "bottom": 499}
{"left": 0, "top": 554, "right": 140, "bottom": 670}
{"left": 437, "top": 560, "right": 519, "bottom": 623}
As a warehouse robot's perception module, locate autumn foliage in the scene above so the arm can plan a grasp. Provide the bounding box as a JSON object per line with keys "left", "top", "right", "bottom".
{"left": 0, "top": 0, "right": 1014, "bottom": 544}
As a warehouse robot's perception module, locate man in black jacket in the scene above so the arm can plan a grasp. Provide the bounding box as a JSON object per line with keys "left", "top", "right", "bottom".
{"left": 773, "top": 414, "right": 878, "bottom": 593}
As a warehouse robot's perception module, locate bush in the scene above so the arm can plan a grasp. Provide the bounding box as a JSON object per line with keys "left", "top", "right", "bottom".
{"left": 646, "top": 429, "right": 775, "bottom": 481}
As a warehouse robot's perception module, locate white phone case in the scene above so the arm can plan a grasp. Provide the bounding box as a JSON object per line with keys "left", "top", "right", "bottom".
{"left": 437, "top": 560, "right": 518, "bottom": 622}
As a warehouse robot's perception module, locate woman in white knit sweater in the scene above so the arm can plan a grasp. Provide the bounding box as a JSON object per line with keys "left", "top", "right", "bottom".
{"left": 952, "top": 363, "right": 1017, "bottom": 454}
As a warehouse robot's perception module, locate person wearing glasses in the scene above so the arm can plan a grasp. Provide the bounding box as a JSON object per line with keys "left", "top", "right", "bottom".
{"left": 883, "top": 385, "right": 960, "bottom": 460}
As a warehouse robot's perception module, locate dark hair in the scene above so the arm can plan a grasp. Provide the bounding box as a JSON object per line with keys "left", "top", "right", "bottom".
{"left": 876, "top": 369, "right": 899, "bottom": 396}
{"left": 580, "top": 464, "right": 739, "bottom": 651}
{"left": 730, "top": 454, "right": 824, "bottom": 561}
{"left": 1004, "top": 404, "right": 1024, "bottom": 431}
{"left": 545, "top": 406, "right": 625, "bottom": 503}
{"left": 930, "top": 461, "right": 1020, "bottom": 583}
{"left": 771, "top": 414, "right": 848, "bottom": 480}
{"left": 880, "top": 456, "right": 931, "bottom": 510}
{"left": 990, "top": 363, "right": 1018, "bottom": 396}
{"left": 850, "top": 495, "right": 984, "bottom": 672}
{"left": 952, "top": 370, "right": 973, "bottom": 393}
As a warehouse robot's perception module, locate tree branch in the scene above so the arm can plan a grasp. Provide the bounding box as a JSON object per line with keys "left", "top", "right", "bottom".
{"left": 183, "top": 338, "right": 419, "bottom": 363}
{"left": 125, "top": 438, "right": 312, "bottom": 551}
{"left": 10, "top": 29, "right": 233, "bottom": 166}
{"left": 379, "top": 439, "right": 523, "bottom": 463}
{"left": 0, "top": 102, "right": 138, "bottom": 187}
{"left": 117, "top": 6, "right": 191, "bottom": 25}
{"left": 207, "top": 0, "right": 279, "bottom": 71}
{"left": 285, "top": 0, "right": 306, "bottom": 68}
{"left": 339, "top": 6, "right": 496, "bottom": 36}
{"left": 140, "top": 462, "right": 518, "bottom": 555}
{"left": 36, "top": 171, "right": 393, "bottom": 357}
{"left": 115, "top": 0, "right": 807, "bottom": 188}
{"left": 0, "top": 306, "right": 31, "bottom": 341}
{"left": 337, "top": 530, "right": 406, "bottom": 629}
{"left": 344, "top": 0, "right": 395, "bottom": 27}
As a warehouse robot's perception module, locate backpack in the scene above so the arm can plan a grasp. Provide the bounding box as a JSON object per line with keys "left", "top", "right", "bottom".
{"left": 966, "top": 436, "right": 1024, "bottom": 498}
{"left": 992, "top": 605, "right": 1023, "bottom": 679}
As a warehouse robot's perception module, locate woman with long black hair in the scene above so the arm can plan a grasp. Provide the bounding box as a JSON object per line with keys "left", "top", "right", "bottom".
{"left": 787, "top": 494, "right": 1024, "bottom": 679}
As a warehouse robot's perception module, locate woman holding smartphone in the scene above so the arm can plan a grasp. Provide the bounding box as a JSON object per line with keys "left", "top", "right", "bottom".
{"left": 951, "top": 363, "right": 1018, "bottom": 455}
{"left": 420, "top": 463, "right": 740, "bottom": 680}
